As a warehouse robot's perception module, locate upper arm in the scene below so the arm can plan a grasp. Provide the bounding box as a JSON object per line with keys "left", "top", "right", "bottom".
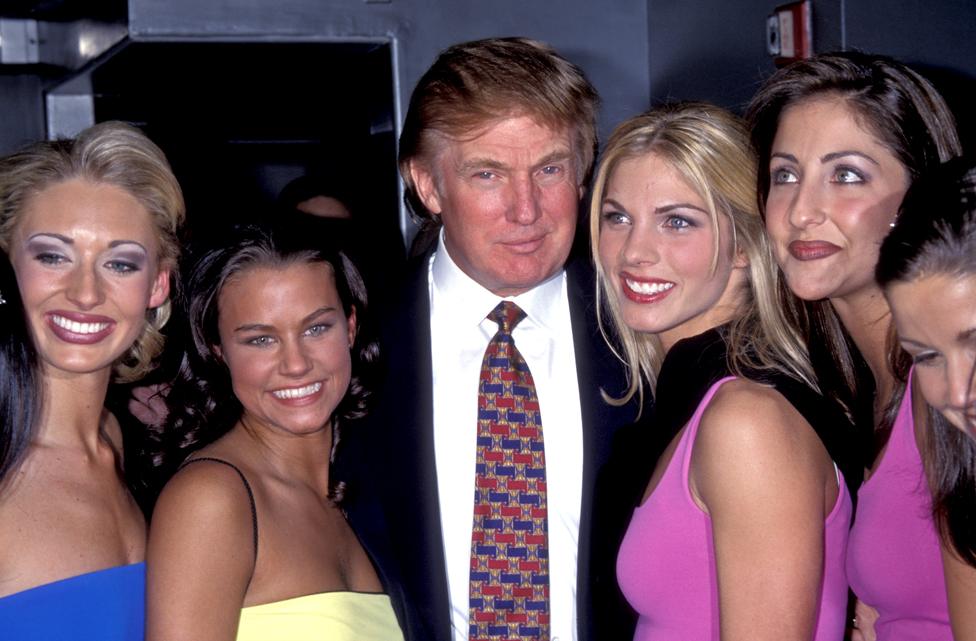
{"left": 692, "top": 381, "right": 831, "bottom": 641}
{"left": 146, "top": 462, "right": 256, "bottom": 641}
{"left": 943, "top": 541, "right": 976, "bottom": 641}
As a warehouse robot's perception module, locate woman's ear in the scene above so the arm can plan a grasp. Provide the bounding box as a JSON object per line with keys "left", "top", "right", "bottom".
{"left": 149, "top": 269, "right": 171, "bottom": 308}
{"left": 732, "top": 246, "right": 750, "bottom": 269}
{"left": 346, "top": 304, "right": 358, "bottom": 347}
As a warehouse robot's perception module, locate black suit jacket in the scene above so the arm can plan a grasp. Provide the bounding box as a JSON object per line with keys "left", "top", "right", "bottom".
{"left": 338, "top": 248, "right": 648, "bottom": 640}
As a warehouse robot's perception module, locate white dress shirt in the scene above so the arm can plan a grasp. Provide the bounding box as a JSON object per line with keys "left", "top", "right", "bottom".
{"left": 429, "top": 234, "right": 584, "bottom": 641}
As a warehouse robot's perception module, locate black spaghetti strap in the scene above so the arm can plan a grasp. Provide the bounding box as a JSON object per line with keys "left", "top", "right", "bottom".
{"left": 179, "top": 457, "right": 259, "bottom": 564}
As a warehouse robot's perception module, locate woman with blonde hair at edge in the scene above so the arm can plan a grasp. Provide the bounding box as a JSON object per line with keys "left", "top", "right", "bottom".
{"left": 0, "top": 121, "right": 184, "bottom": 640}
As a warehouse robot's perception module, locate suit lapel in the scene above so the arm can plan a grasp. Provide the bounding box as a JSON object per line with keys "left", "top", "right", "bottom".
{"left": 377, "top": 254, "right": 453, "bottom": 640}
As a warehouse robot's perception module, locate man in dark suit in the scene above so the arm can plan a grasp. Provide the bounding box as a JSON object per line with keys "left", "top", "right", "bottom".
{"left": 339, "top": 37, "right": 645, "bottom": 641}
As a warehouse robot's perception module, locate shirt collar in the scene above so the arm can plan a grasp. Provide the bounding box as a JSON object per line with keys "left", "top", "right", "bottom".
{"left": 430, "top": 229, "right": 566, "bottom": 331}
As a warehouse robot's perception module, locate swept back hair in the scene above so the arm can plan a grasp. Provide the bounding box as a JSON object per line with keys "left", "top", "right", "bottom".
{"left": 399, "top": 37, "right": 599, "bottom": 231}
{"left": 747, "top": 51, "right": 961, "bottom": 421}
{"left": 0, "top": 121, "right": 185, "bottom": 382}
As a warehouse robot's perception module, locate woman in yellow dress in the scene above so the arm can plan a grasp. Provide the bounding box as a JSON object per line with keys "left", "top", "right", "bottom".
{"left": 146, "top": 225, "right": 403, "bottom": 641}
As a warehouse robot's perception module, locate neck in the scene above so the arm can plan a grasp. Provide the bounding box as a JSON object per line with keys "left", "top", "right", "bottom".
{"left": 238, "top": 417, "right": 335, "bottom": 495}
{"left": 830, "top": 285, "right": 894, "bottom": 400}
{"left": 34, "top": 367, "right": 113, "bottom": 452}
{"left": 659, "top": 271, "right": 746, "bottom": 354}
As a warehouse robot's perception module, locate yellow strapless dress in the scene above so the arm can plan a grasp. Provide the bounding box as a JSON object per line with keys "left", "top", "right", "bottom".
{"left": 236, "top": 591, "right": 403, "bottom": 641}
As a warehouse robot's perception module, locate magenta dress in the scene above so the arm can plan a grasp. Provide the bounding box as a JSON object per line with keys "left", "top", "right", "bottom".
{"left": 846, "top": 370, "right": 952, "bottom": 640}
{"left": 616, "top": 377, "right": 852, "bottom": 641}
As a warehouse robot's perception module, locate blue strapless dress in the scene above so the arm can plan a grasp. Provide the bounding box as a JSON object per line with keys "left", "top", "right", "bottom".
{"left": 0, "top": 562, "right": 144, "bottom": 640}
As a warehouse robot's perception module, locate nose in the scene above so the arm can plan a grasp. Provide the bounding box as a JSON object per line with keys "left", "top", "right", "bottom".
{"left": 279, "top": 337, "right": 313, "bottom": 377}
{"left": 65, "top": 263, "right": 105, "bottom": 309}
{"left": 621, "top": 219, "right": 659, "bottom": 266}
{"left": 507, "top": 175, "right": 542, "bottom": 225}
{"left": 946, "top": 356, "right": 976, "bottom": 416}
{"left": 787, "top": 179, "right": 827, "bottom": 230}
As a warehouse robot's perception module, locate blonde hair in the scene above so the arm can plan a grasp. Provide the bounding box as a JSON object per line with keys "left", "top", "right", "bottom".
{"left": 590, "top": 102, "right": 816, "bottom": 406}
{"left": 0, "top": 121, "right": 185, "bottom": 382}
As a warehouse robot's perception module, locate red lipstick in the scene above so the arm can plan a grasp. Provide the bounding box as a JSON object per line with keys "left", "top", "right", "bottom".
{"left": 788, "top": 240, "right": 841, "bottom": 261}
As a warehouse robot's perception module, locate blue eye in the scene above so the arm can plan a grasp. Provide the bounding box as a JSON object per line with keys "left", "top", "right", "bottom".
{"left": 601, "top": 210, "right": 630, "bottom": 226}
{"left": 105, "top": 260, "right": 139, "bottom": 274}
{"left": 663, "top": 215, "right": 693, "bottom": 229}
{"left": 833, "top": 167, "right": 865, "bottom": 184}
{"left": 770, "top": 168, "right": 797, "bottom": 185}
{"left": 246, "top": 335, "right": 275, "bottom": 347}
{"left": 474, "top": 170, "right": 496, "bottom": 180}
{"left": 35, "top": 252, "right": 67, "bottom": 265}
{"left": 305, "top": 323, "right": 332, "bottom": 337}
{"left": 541, "top": 165, "right": 561, "bottom": 175}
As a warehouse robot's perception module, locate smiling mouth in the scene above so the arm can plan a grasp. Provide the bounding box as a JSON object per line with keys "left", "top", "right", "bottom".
{"left": 272, "top": 382, "right": 323, "bottom": 400}
{"left": 621, "top": 276, "right": 675, "bottom": 303}
{"left": 50, "top": 314, "right": 112, "bottom": 335}
{"left": 625, "top": 279, "right": 674, "bottom": 295}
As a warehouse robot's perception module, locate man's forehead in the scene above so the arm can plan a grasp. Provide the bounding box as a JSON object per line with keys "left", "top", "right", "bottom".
{"left": 433, "top": 116, "right": 575, "bottom": 161}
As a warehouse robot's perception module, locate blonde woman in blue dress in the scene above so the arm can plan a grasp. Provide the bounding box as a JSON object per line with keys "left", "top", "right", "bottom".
{"left": 0, "top": 122, "right": 182, "bottom": 641}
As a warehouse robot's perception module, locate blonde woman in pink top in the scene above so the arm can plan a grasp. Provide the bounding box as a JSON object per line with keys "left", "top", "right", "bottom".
{"left": 592, "top": 102, "right": 854, "bottom": 641}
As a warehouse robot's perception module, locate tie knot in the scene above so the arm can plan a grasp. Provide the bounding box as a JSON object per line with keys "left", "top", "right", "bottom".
{"left": 488, "top": 301, "right": 526, "bottom": 334}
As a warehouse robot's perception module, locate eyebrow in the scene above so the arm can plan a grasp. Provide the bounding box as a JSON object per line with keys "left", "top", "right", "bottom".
{"left": 457, "top": 149, "right": 573, "bottom": 174}
{"left": 958, "top": 327, "right": 976, "bottom": 342}
{"left": 232, "top": 306, "right": 337, "bottom": 333}
{"left": 601, "top": 197, "right": 708, "bottom": 215}
{"left": 27, "top": 232, "right": 148, "bottom": 252}
{"left": 770, "top": 150, "right": 879, "bottom": 166}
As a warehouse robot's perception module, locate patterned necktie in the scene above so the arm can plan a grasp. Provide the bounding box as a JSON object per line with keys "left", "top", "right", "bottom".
{"left": 469, "top": 301, "right": 550, "bottom": 640}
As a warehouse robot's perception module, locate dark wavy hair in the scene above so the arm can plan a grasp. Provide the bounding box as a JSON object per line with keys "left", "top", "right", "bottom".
{"left": 878, "top": 156, "right": 976, "bottom": 567}
{"left": 147, "top": 224, "right": 377, "bottom": 497}
{"left": 0, "top": 249, "right": 40, "bottom": 487}
{"left": 747, "top": 51, "right": 962, "bottom": 455}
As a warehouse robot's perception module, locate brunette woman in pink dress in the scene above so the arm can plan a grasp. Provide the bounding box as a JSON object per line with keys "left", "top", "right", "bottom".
{"left": 877, "top": 156, "right": 976, "bottom": 640}
{"left": 748, "top": 52, "right": 963, "bottom": 640}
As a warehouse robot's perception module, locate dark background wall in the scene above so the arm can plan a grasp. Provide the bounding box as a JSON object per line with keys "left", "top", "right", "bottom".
{"left": 2, "top": 0, "right": 975, "bottom": 240}
{"left": 647, "top": 0, "right": 976, "bottom": 113}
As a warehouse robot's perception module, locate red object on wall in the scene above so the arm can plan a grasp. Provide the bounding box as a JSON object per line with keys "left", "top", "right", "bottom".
{"left": 767, "top": 0, "right": 813, "bottom": 66}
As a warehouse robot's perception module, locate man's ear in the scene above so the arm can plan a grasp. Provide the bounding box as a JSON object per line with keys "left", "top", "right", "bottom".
{"left": 408, "top": 159, "right": 443, "bottom": 216}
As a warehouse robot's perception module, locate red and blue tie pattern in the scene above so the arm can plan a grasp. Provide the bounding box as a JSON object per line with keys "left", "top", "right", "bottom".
{"left": 470, "top": 301, "right": 549, "bottom": 641}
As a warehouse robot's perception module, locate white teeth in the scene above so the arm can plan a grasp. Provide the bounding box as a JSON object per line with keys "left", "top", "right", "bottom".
{"left": 272, "top": 382, "right": 322, "bottom": 399}
{"left": 51, "top": 315, "right": 110, "bottom": 334}
{"left": 625, "top": 279, "right": 674, "bottom": 295}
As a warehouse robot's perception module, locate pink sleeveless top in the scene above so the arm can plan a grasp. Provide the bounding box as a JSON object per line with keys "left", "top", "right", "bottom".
{"left": 846, "top": 370, "right": 951, "bottom": 640}
{"left": 617, "top": 377, "right": 853, "bottom": 641}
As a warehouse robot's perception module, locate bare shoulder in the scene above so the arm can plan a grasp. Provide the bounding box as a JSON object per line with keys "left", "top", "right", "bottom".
{"left": 151, "top": 458, "right": 255, "bottom": 540}
{"left": 692, "top": 378, "right": 830, "bottom": 504}
{"left": 696, "top": 378, "right": 814, "bottom": 455}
